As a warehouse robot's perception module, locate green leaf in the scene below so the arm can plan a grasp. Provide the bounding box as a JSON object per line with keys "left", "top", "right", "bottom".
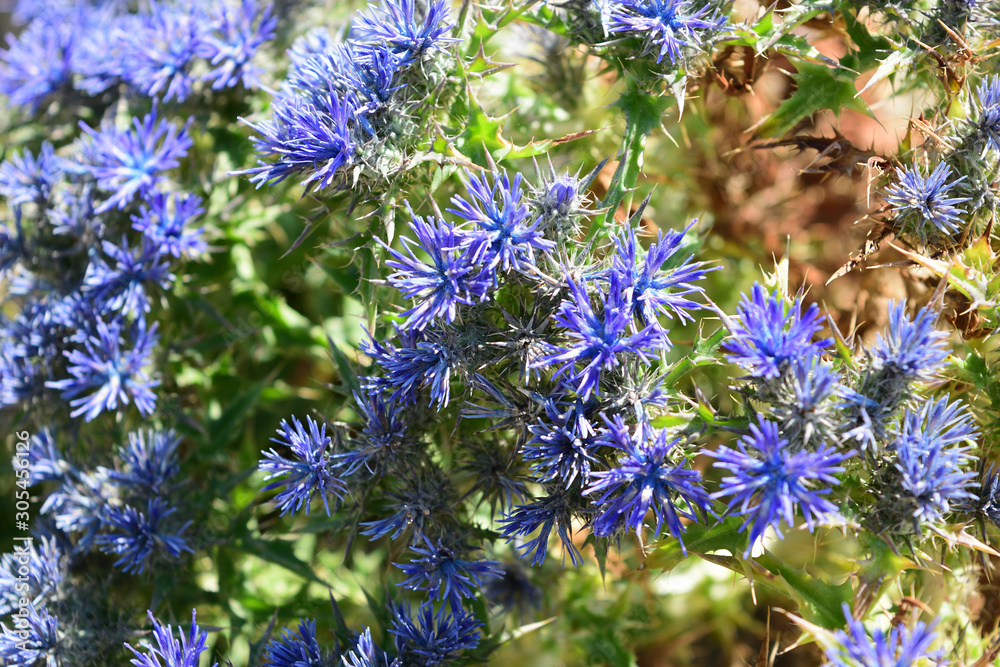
{"left": 646, "top": 516, "right": 750, "bottom": 571}
{"left": 232, "top": 536, "right": 330, "bottom": 588}
{"left": 754, "top": 61, "right": 871, "bottom": 138}
{"left": 757, "top": 552, "right": 853, "bottom": 629}
{"left": 208, "top": 381, "right": 265, "bottom": 447}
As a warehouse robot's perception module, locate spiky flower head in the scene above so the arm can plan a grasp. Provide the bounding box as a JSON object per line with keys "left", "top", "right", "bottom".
{"left": 884, "top": 163, "right": 970, "bottom": 241}
{"left": 534, "top": 274, "right": 670, "bottom": 400}
{"left": 586, "top": 417, "right": 712, "bottom": 548}
{"left": 975, "top": 74, "right": 1000, "bottom": 153}
{"left": 607, "top": 0, "right": 729, "bottom": 65}
{"left": 380, "top": 208, "right": 491, "bottom": 332}
{"left": 394, "top": 536, "right": 502, "bottom": 607}
{"left": 709, "top": 416, "right": 853, "bottom": 556}
{"left": 125, "top": 609, "right": 217, "bottom": 667}
{"left": 198, "top": 0, "right": 278, "bottom": 91}
{"left": 723, "top": 283, "right": 831, "bottom": 379}
{"left": 343, "top": 627, "right": 397, "bottom": 667}
{"left": 260, "top": 415, "right": 348, "bottom": 516}
{"left": 523, "top": 397, "right": 600, "bottom": 489}
{"left": 96, "top": 498, "right": 193, "bottom": 574}
{"left": 825, "top": 605, "right": 943, "bottom": 667}
{"left": 390, "top": 601, "right": 483, "bottom": 665}
{"left": 261, "top": 619, "right": 329, "bottom": 667}
{"left": 0, "top": 604, "right": 61, "bottom": 667}
{"left": 499, "top": 491, "right": 583, "bottom": 567}
{"left": 870, "top": 302, "right": 949, "bottom": 384}
{"left": 607, "top": 222, "right": 713, "bottom": 331}
{"left": 107, "top": 429, "right": 181, "bottom": 495}
{"left": 353, "top": 0, "right": 459, "bottom": 63}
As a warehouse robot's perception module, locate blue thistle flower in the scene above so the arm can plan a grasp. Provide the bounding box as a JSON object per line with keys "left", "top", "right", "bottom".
{"left": 353, "top": 0, "right": 459, "bottom": 63}
{"left": 77, "top": 107, "right": 193, "bottom": 214}
{"left": 523, "top": 397, "right": 600, "bottom": 489}
{"left": 262, "top": 619, "right": 329, "bottom": 667}
{"left": 608, "top": 0, "right": 729, "bottom": 65}
{"left": 709, "top": 416, "right": 853, "bottom": 556}
{"left": 339, "top": 45, "right": 404, "bottom": 122}
{"left": 771, "top": 357, "right": 844, "bottom": 447}
{"left": 107, "top": 429, "right": 181, "bottom": 495}
{"left": 825, "top": 604, "right": 942, "bottom": 667}
{"left": 0, "top": 604, "right": 60, "bottom": 667}
{"left": 239, "top": 92, "right": 357, "bottom": 191}
{"left": 125, "top": 610, "right": 217, "bottom": 667}
{"left": 41, "top": 470, "right": 108, "bottom": 552}
{"left": 46, "top": 316, "right": 160, "bottom": 422}
{"left": 535, "top": 274, "right": 670, "bottom": 400}
{"left": 976, "top": 74, "right": 1000, "bottom": 153}
{"left": 26, "top": 428, "right": 76, "bottom": 484}
{"left": 959, "top": 464, "right": 1000, "bottom": 529}
{"left": 586, "top": 417, "right": 712, "bottom": 547}
{"left": 528, "top": 162, "right": 600, "bottom": 239}
{"left": 607, "top": 222, "right": 713, "bottom": 331}
{"left": 96, "top": 498, "right": 192, "bottom": 574}
{"left": 260, "top": 415, "right": 348, "bottom": 516}
{"left": 0, "top": 218, "right": 23, "bottom": 278}
{"left": 379, "top": 208, "right": 491, "bottom": 332}
{"left": 0, "top": 340, "right": 40, "bottom": 406}
{"left": 499, "top": 491, "right": 583, "bottom": 567}
{"left": 0, "top": 142, "right": 61, "bottom": 207}
{"left": 132, "top": 191, "right": 207, "bottom": 258}
{"left": 394, "top": 536, "right": 502, "bottom": 607}
{"left": 447, "top": 169, "right": 555, "bottom": 275}
{"left": 117, "top": 0, "right": 207, "bottom": 102}
{"left": 0, "top": 7, "right": 76, "bottom": 110}
{"left": 891, "top": 398, "right": 978, "bottom": 532}
{"left": 0, "top": 537, "right": 64, "bottom": 616}
{"left": 360, "top": 475, "right": 454, "bottom": 542}
{"left": 343, "top": 627, "right": 397, "bottom": 667}
{"left": 83, "top": 237, "right": 175, "bottom": 317}
{"left": 199, "top": 0, "right": 277, "bottom": 90}
{"left": 345, "top": 388, "right": 410, "bottom": 475}
{"left": 369, "top": 332, "right": 458, "bottom": 409}
{"left": 722, "top": 283, "right": 831, "bottom": 379}
{"left": 884, "top": 163, "right": 970, "bottom": 239}
{"left": 871, "top": 302, "right": 949, "bottom": 383}
{"left": 389, "top": 601, "right": 482, "bottom": 665}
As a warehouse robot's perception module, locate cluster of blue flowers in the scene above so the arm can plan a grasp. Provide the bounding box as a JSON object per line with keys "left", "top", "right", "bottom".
{"left": 240, "top": 0, "right": 458, "bottom": 194}
{"left": 0, "top": 0, "right": 276, "bottom": 111}
{"left": 882, "top": 74, "right": 1000, "bottom": 247}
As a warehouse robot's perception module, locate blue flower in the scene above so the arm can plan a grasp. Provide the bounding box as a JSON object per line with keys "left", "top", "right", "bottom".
{"left": 199, "top": 0, "right": 277, "bottom": 90}
{"left": 41, "top": 470, "right": 108, "bottom": 552}
{"left": 389, "top": 601, "right": 482, "bottom": 665}
{"left": 607, "top": 222, "right": 713, "bottom": 331}
{"left": 892, "top": 398, "right": 978, "bottom": 532}
{"left": 353, "top": 0, "right": 459, "bottom": 63}
{"left": 125, "top": 610, "right": 217, "bottom": 667}
{"left": 0, "top": 604, "right": 60, "bottom": 667}
{"left": 339, "top": 45, "right": 404, "bottom": 122}
{"left": 534, "top": 275, "right": 669, "bottom": 400}
{"left": 369, "top": 332, "right": 458, "bottom": 409}
{"left": 262, "top": 619, "right": 329, "bottom": 667}
{"left": 83, "top": 237, "right": 175, "bottom": 317}
{"left": 528, "top": 165, "right": 598, "bottom": 239}
{"left": 0, "top": 537, "right": 64, "bottom": 617}
{"left": 499, "top": 491, "right": 583, "bottom": 567}
{"left": 0, "top": 7, "right": 76, "bottom": 110}
{"left": 825, "top": 604, "right": 941, "bottom": 667}
{"left": 0, "top": 219, "right": 23, "bottom": 277}
{"left": 46, "top": 316, "right": 160, "bottom": 422}
{"left": 77, "top": 107, "right": 193, "bottom": 213}
{"left": 132, "top": 191, "right": 207, "bottom": 258}
{"left": 447, "top": 169, "right": 554, "bottom": 275}
{"left": 709, "top": 416, "right": 853, "bottom": 556}
{"left": 107, "top": 429, "right": 181, "bottom": 495}
{"left": 239, "top": 92, "right": 357, "bottom": 191}
{"left": 26, "top": 428, "right": 76, "bottom": 484}
{"left": 343, "top": 627, "right": 397, "bottom": 667}
{"left": 117, "top": 1, "right": 207, "bottom": 102}
{"left": 345, "top": 388, "right": 411, "bottom": 475}
{"left": 96, "top": 498, "right": 192, "bottom": 574}
{"left": 394, "top": 536, "right": 502, "bottom": 607}
{"left": 871, "top": 302, "right": 949, "bottom": 383}
{"left": 523, "top": 397, "right": 600, "bottom": 489}
{"left": 608, "top": 0, "right": 729, "bottom": 65}
{"left": 0, "top": 142, "right": 61, "bottom": 207}
{"left": 360, "top": 475, "right": 454, "bottom": 542}
{"left": 379, "top": 208, "right": 491, "bottom": 332}
{"left": 260, "top": 415, "right": 348, "bottom": 516}
{"left": 884, "top": 163, "right": 970, "bottom": 239}
{"left": 0, "top": 340, "right": 40, "bottom": 406}
{"left": 977, "top": 74, "right": 1000, "bottom": 153}
{"left": 586, "top": 417, "right": 712, "bottom": 547}
{"left": 722, "top": 283, "right": 831, "bottom": 379}
{"left": 771, "top": 357, "right": 844, "bottom": 447}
